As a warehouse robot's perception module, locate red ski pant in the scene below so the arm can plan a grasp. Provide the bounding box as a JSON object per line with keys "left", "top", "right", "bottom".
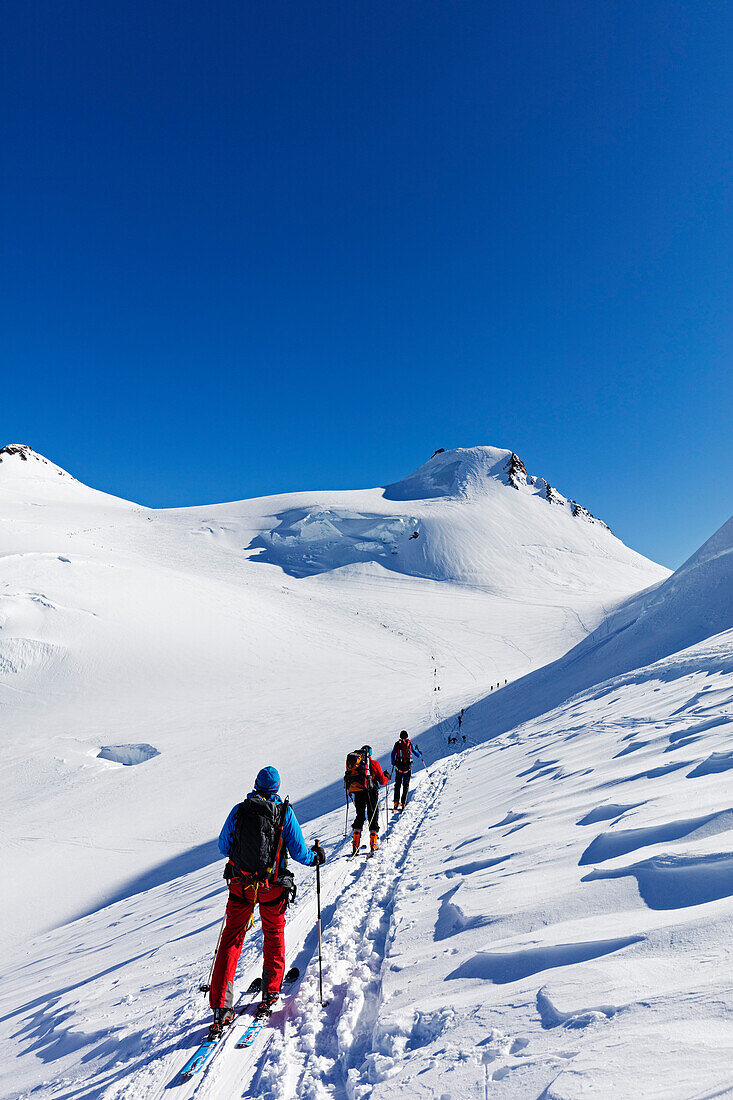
{"left": 209, "top": 883, "right": 287, "bottom": 1009}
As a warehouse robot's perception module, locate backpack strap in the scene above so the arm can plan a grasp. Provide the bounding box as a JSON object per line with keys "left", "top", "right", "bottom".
{"left": 266, "top": 797, "right": 289, "bottom": 885}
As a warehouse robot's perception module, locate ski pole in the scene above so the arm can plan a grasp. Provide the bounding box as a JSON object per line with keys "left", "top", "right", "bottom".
{"left": 420, "top": 754, "right": 434, "bottom": 787}
{"left": 385, "top": 777, "right": 389, "bottom": 832}
{"left": 315, "top": 837, "right": 327, "bottom": 1006}
{"left": 199, "top": 913, "right": 226, "bottom": 996}
{"left": 344, "top": 783, "right": 349, "bottom": 838}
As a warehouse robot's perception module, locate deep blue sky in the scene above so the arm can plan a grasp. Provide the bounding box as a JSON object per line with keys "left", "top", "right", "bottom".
{"left": 2, "top": 2, "right": 731, "bottom": 568}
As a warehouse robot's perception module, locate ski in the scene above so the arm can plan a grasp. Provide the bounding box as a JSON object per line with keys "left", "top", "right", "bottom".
{"left": 235, "top": 966, "right": 299, "bottom": 1048}
{"left": 180, "top": 978, "right": 262, "bottom": 1079}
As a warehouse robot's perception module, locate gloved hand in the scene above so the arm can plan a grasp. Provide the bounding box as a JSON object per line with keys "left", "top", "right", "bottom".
{"left": 386, "top": 771, "right": 392, "bottom": 781}
{"left": 312, "top": 842, "right": 326, "bottom": 865}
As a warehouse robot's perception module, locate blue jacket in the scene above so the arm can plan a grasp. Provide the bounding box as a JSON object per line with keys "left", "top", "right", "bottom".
{"left": 391, "top": 740, "right": 423, "bottom": 768}
{"left": 218, "top": 791, "right": 316, "bottom": 867}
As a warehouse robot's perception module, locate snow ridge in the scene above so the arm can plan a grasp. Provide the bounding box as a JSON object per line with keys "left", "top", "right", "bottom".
{"left": 385, "top": 446, "right": 609, "bottom": 528}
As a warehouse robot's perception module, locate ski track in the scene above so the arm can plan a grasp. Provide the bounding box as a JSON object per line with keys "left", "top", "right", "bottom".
{"left": 113, "top": 764, "right": 456, "bottom": 1100}
{"left": 259, "top": 760, "right": 459, "bottom": 1100}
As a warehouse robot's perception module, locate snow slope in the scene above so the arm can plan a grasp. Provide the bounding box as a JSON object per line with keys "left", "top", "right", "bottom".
{"left": 2, "top": 629, "right": 731, "bottom": 1099}
{"left": 1, "top": 443, "right": 665, "bottom": 951}
{"left": 448, "top": 511, "right": 733, "bottom": 749}
{"left": 0, "top": 443, "right": 730, "bottom": 1098}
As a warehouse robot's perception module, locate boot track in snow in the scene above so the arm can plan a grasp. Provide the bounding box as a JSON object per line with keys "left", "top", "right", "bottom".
{"left": 120, "top": 758, "right": 458, "bottom": 1099}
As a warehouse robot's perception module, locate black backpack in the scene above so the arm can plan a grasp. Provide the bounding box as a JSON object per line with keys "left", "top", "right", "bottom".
{"left": 229, "top": 795, "right": 289, "bottom": 885}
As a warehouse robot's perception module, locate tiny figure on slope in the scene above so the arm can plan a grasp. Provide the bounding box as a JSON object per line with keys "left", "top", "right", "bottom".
{"left": 209, "top": 766, "right": 325, "bottom": 1034}
{"left": 391, "top": 730, "right": 423, "bottom": 811}
{"left": 344, "top": 745, "right": 389, "bottom": 854}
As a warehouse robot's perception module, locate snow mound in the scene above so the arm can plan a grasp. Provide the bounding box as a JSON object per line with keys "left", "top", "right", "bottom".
{"left": 97, "top": 744, "right": 160, "bottom": 766}
{"left": 385, "top": 445, "right": 516, "bottom": 500}
{"left": 384, "top": 446, "right": 609, "bottom": 527}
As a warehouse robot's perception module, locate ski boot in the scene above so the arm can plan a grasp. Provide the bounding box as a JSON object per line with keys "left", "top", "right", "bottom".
{"left": 369, "top": 831, "right": 379, "bottom": 854}
{"left": 255, "top": 992, "right": 279, "bottom": 1019}
{"left": 352, "top": 829, "right": 361, "bottom": 855}
{"left": 208, "top": 1005, "right": 236, "bottom": 1038}
{"left": 393, "top": 801, "right": 399, "bottom": 813}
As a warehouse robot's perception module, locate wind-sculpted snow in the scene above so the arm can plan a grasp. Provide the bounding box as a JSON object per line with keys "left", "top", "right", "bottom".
{"left": 446, "top": 936, "right": 645, "bottom": 984}
{"left": 584, "top": 852, "right": 733, "bottom": 910}
{"left": 577, "top": 809, "right": 733, "bottom": 865}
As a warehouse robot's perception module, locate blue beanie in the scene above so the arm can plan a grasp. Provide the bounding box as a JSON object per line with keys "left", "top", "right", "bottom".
{"left": 254, "top": 765, "right": 281, "bottom": 793}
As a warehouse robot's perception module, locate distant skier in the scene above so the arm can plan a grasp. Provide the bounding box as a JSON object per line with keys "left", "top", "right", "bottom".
{"left": 344, "top": 745, "right": 389, "bottom": 854}
{"left": 209, "top": 766, "right": 325, "bottom": 1033}
{"left": 391, "top": 730, "right": 423, "bottom": 811}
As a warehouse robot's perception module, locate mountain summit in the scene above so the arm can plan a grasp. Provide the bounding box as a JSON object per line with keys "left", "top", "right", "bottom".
{"left": 385, "top": 445, "right": 608, "bottom": 527}
{"left": 0, "top": 443, "right": 135, "bottom": 508}
{"left": 0, "top": 443, "right": 74, "bottom": 480}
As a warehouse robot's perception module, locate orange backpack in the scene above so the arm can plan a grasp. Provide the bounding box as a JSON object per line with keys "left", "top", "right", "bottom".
{"left": 344, "top": 748, "right": 369, "bottom": 794}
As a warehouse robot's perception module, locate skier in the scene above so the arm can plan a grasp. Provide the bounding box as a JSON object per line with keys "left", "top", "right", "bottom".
{"left": 208, "top": 765, "right": 325, "bottom": 1034}
{"left": 344, "top": 745, "right": 389, "bottom": 855}
{"left": 391, "top": 730, "right": 423, "bottom": 811}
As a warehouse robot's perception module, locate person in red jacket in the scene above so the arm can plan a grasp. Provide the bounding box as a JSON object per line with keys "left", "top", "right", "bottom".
{"left": 347, "top": 745, "right": 389, "bottom": 854}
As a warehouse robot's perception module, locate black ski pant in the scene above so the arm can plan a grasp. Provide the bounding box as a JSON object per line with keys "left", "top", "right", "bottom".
{"left": 394, "top": 769, "right": 411, "bottom": 806}
{"left": 352, "top": 787, "right": 380, "bottom": 834}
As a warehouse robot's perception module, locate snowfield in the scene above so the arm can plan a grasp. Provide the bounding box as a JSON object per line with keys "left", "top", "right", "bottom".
{"left": 2, "top": 443, "right": 731, "bottom": 1099}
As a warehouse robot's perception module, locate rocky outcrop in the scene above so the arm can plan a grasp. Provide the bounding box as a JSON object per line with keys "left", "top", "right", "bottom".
{"left": 505, "top": 452, "right": 527, "bottom": 490}
{"left": 571, "top": 501, "right": 610, "bottom": 530}
{"left": 545, "top": 483, "right": 566, "bottom": 506}
{"left": 0, "top": 444, "right": 37, "bottom": 461}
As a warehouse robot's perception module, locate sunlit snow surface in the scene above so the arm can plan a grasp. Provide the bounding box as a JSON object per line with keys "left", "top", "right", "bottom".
{"left": 4, "top": 444, "right": 732, "bottom": 1098}
{"left": 3, "top": 633, "right": 732, "bottom": 1100}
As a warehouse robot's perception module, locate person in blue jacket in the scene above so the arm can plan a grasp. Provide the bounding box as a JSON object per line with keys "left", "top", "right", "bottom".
{"left": 208, "top": 765, "right": 325, "bottom": 1033}
{"left": 391, "top": 730, "right": 423, "bottom": 810}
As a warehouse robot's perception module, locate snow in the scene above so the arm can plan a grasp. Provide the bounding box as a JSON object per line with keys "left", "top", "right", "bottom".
{"left": 1, "top": 443, "right": 731, "bottom": 1098}
{"left": 0, "top": 444, "right": 664, "bottom": 949}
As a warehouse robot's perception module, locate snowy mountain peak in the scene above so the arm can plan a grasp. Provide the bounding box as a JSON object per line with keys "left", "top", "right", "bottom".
{"left": 0, "top": 443, "right": 74, "bottom": 480}
{"left": 385, "top": 445, "right": 609, "bottom": 527}
{"left": 385, "top": 445, "right": 525, "bottom": 500}
{"left": 0, "top": 444, "right": 135, "bottom": 509}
